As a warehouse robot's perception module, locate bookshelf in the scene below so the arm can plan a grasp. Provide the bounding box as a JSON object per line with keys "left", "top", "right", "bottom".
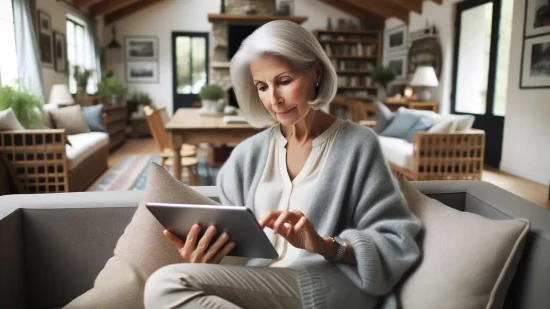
{"left": 314, "top": 29, "right": 382, "bottom": 101}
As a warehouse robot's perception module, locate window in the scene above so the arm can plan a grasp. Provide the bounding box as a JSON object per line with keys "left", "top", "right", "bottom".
{"left": 66, "top": 17, "right": 89, "bottom": 93}
{"left": 175, "top": 34, "right": 208, "bottom": 94}
{"left": 0, "top": 0, "right": 18, "bottom": 85}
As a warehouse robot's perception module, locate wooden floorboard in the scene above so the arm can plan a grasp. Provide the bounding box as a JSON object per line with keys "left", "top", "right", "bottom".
{"left": 93, "top": 138, "right": 550, "bottom": 209}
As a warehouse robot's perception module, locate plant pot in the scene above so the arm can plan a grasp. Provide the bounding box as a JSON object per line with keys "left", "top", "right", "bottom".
{"left": 200, "top": 99, "right": 224, "bottom": 114}
{"left": 77, "top": 87, "right": 87, "bottom": 97}
{"left": 377, "top": 86, "right": 387, "bottom": 102}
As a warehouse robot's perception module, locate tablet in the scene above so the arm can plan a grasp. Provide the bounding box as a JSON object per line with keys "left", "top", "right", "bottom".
{"left": 146, "top": 202, "right": 278, "bottom": 259}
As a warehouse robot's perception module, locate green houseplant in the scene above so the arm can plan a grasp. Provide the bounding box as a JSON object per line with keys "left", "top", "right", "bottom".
{"left": 73, "top": 65, "right": 94, "bottom": 97}
{"left": 198, "top": 84, "right": 225, "bottom": 114}
{"left": 0, "top": 81, "right": 44, "bottom": 128}
{"left": 372, "top": 65, "right": 396, "bottom": 100}
{"left": 129, "top": 91, "right": 151, "bottom": 104}
{"left": 97, "top": 74, "right": 128, "bottom": 105}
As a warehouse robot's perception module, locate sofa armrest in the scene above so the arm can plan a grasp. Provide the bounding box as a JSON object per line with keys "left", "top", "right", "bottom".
{"left": 410, "top": 129, "right": 485, "bottom": 180}
{"left": 0, "top": 209, "right": 25, "bottom": 308}
{"left": 0, "top": 129, "right": 69, "bottom": 193}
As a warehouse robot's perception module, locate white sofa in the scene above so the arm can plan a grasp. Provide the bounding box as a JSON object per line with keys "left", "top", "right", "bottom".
{"left": 377, "top": 108, "right": 486, "bottom": 180}
{"left": 0, "top": 104, "right": 110, "bottom": 193}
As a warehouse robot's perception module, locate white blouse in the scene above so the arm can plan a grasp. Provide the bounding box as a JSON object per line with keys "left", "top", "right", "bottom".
{"left": 253, "top": 118, "right": 346, "bottom": 267}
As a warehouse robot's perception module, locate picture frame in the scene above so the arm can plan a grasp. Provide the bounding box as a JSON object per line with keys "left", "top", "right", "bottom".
{"left": 124, "top": 36, "right": 159, "bottom": 61}
{"left": 126, "top": 61, "right": 159, "bottom": 83}
{"left": 384, "top": 24, "right": 408, "bottom": 54}
{"left": 519, "top": 34, "right": 550, "bottom": 88}
{"left": 53, "top": 31, "right": 67, "bottom": 73}
{"left": 384, "top": 51, "right": 408, "bottom": 81}
{"left": 37, "top": 10, "right": 54, "bottom": 68}
{"left": 277, "top": 0, "right": 294, "bottom": 16}
{"left": 524, "top": 0, "right": 550, "bottom": 38}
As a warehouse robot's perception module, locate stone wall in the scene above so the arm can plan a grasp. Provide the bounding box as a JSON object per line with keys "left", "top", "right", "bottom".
{"left": 225, "top": 0, "right": 276, "bottom": 15}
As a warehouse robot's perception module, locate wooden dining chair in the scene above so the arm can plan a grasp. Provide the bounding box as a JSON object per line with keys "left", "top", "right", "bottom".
{"left": 143, "top": 105, "right": 200, "bottom": 185}
{"left": 156, "top": 105, "right": 197, "bottom": 155}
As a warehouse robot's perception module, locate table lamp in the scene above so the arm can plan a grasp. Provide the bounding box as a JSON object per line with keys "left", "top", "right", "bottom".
{"left": 410, "top": 66, "right": 439, "bottom": 101}
{"left": 49, "top": 84, "right": 74, "bottom": 106}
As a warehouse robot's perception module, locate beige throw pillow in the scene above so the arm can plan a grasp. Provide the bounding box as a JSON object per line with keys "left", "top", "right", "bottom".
{"left": 49, "top": 105, "right": 91, "bottom": 134}
{"left": 397, "top": 174, "right": 530, "bottom": 309}
{"left": 0, "top": 108, "right": 25, "bottom": 130}
{"left": 64, "top": 163, "right": 220, "bottom": 309}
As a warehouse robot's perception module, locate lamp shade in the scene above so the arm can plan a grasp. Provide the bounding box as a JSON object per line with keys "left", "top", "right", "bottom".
{"left": 49, "top": 84, "right": 74, "bottom": 105}
{"left": 410, "top": 66, "right": 439, "bottom": 87}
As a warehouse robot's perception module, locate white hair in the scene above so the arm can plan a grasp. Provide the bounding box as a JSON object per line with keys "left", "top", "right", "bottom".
{"left": 229, "top": 20, "right": 338, "bottom": 127}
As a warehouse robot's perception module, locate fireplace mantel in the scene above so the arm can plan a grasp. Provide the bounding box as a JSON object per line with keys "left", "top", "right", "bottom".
{"left": 208, "top": 13, "right": 308, "bottom": 24}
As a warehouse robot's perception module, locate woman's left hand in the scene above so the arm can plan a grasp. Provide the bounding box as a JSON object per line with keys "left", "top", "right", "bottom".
{"left": 260, "top": 210, "right": 326, "bottom": 255}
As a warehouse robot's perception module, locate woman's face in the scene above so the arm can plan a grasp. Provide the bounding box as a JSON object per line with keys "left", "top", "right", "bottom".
{"left": 249, "top": 54, "right": 319, "bottom": 126}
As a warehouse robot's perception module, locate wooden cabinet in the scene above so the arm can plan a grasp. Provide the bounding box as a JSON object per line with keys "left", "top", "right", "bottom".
{"left": 385, "top": 98, "right": 439, "bottom": 113}
{"left": 102, "top": 105, "right": 126, "bottom": 152}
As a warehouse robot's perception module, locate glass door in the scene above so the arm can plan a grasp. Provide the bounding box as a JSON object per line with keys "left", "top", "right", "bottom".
{"left": 451, "top": 0, "right": 512, "bottom": 168}
{"left": 172, "top": 32, "right": 209, "bottom": 110}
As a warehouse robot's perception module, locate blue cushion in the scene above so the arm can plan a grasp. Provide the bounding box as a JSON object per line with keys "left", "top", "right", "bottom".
{"left": 373, "top": 101, "right": 394, "bottom": 134}
{"left": 82, "top": 104, "right": 106, "bottom": 132}
{"left": 406, "top": 118, "right": 432, "bottom": 142}
{"left": 380, "top": 111, "right": 422, "bottom": 139}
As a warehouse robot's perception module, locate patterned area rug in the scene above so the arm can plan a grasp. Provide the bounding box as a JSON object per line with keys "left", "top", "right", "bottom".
{"left": 89, "top": 155, "right": 220, "bottom": 191}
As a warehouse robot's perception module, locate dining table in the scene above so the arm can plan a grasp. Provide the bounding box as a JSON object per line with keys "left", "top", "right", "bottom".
{"left": 165, "top": 108, "right": 269, "bottom": 179}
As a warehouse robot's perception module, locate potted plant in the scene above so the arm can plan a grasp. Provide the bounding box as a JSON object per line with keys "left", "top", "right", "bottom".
{"left": 129, "top": 91, "right": 151, "bottom": 104}
{"left": 97, "top": 73, "right": 128, "bottom": 105}
{"left": 198, "top": 84, "right": 225, "bottom": 114}
{"left": 0, "top": 81, "right": 44, "bottom": 128}
{"left": 73, "top": 65, "right": 94, "bottom": 97}
{"left": 372, "top": 65, "right": 395, "bottom": 100}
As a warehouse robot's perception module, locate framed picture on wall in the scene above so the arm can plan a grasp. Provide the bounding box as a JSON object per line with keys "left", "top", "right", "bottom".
{"left": 124, "top": 36, "right": 159, "bottom": 61}
{"left": 126, "top": 61, "right": 159, "bottom": 83}
{"left": 384, "top": 52, "right": 408, "bottom": 81}
{"left": 524, "top": 0, "right": 550, "bottom": 38}
{"left": 384, "top": 24, "right": 408, "bottom": 54}
{"left": 520, "top": 34, "right": 550, "bottom": 88}
{"left": 37, "top": 10, "right": 54, "bottom": 67}
{"left": 53, "top": 31, "right": 67, "bottom": 73}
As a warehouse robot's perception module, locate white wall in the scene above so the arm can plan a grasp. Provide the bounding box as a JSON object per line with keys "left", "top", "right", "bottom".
{"left": 102, "top": 0, "right": 357, "bottom": 116}
{"left": 36, "top": 0, "right": 89, "bottom": 100}
{"left": 385, "top": 0, "right": 462, "bottom": 115}
{"left": 500, "top": 0, "right": 550, "bottom": 185}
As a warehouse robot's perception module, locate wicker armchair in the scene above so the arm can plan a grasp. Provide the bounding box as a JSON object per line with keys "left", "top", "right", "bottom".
{"left": 388, "top": 129, "right": 486, "bottom": 181}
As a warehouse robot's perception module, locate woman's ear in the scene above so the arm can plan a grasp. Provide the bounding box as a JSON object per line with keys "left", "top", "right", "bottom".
{"left": 315, "top": 60, "right": 323, "bottom": 84}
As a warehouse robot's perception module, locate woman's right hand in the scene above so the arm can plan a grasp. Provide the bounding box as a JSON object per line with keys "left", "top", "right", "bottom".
{"left": 163, "top": 224, "right": 235, "bottom": 264}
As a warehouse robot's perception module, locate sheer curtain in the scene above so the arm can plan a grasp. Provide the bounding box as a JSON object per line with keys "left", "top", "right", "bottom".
{"left": 85, "top": 17, "right": 101, "bottom": 93}
{"left": 12, "top": 0, "right": 45, "bottom": 102}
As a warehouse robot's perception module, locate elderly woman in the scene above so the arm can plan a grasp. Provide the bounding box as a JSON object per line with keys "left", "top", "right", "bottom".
{"left": 145, "top": 20, "right": 421, "bottom": 309}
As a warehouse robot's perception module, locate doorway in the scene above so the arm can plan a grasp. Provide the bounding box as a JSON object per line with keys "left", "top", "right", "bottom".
{"left": 172, "top": 32, "right": 209, "bottom": 110}
{"left": 451, "top": 0, "right": 512, "bottom": 168}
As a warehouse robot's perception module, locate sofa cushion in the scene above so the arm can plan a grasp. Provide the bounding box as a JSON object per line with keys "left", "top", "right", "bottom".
{"left": 64, "top": 163, "right": 221, "bottom": 309}
{"left": 400, "top": 108, "right": 475, "bottom": 131}
{"left": 66, "top": 132, "right": 109, "bottom": 170}
{"left": 378, "top": 136, "right": 413, "bottom": 169}
{"left": 428, "top": 119, "right": 456, "bottom": 133}
{"left": 405, "top": 118, "right": 432, "bottom": 143}
{"left": 373, "top": 101, "right": 394, "bottom": 134}
{"left": 49, "top": 105, "right": 91, "bottom": 135}
{"left": 397, "top": 174, "right": 530, "bottom": 309}
{"left": 82, "top": 104, "right": 107, "bottom": 132}
{"left": 380, "top": 111, "right": 422, "bottom": 139}
{"left": 0, "top": 108, "right": 25, "bottom": 130}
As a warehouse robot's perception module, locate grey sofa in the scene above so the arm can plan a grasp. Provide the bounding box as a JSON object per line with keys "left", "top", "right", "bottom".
{"left": 0, "top": 182, "right": 549, "bottom": 309}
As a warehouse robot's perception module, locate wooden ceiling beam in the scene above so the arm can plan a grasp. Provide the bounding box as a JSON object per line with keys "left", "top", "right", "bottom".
{"left": 319, "top": 0, "right": 385, "bottom": 29}
{"left": 89, "top": 0, "right": 141, "bottom": 18}
{"left": 386, "top": 0, "right": 422, "bottom": 14}
{"left": 104, "top": 0, "right": 164, "bottom": 24}
{"left": 72, "top": 0, "right": 104, "bottom": 7}
{"left": 342, "top": 0, "right": 409, "bottom": 24}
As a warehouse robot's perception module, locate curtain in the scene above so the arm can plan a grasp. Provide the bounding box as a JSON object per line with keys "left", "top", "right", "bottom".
{"left": 12, "top": 0, "right": 45, "bottom": 103}
{"left": 85, "top": 17, "right": 101, "bottom": 94}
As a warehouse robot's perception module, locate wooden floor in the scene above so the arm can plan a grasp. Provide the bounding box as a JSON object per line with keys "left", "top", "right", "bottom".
{"left": 96, "top": 138, "right": 549, "bottom": 209}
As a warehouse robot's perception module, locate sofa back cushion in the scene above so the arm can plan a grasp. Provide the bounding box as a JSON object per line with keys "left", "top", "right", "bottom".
{"left": 0, "top": 108, "right": 25, "bottom": 130}
{"left": 400, "top": 108, "right": 475, "bottom": 131}
{"left": 380, "top": 111, "right": 422, "bottom": 139}
{"left": 49, "top": 105, "right": 91, "bottom": 134}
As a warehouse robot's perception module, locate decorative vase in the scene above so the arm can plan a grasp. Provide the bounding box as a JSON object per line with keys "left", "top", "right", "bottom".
{"left": 77, "top": 87, "right": 87, "bottom": 97}
{"left": 377, "top": 86, "right": 387, "bottom": 102}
